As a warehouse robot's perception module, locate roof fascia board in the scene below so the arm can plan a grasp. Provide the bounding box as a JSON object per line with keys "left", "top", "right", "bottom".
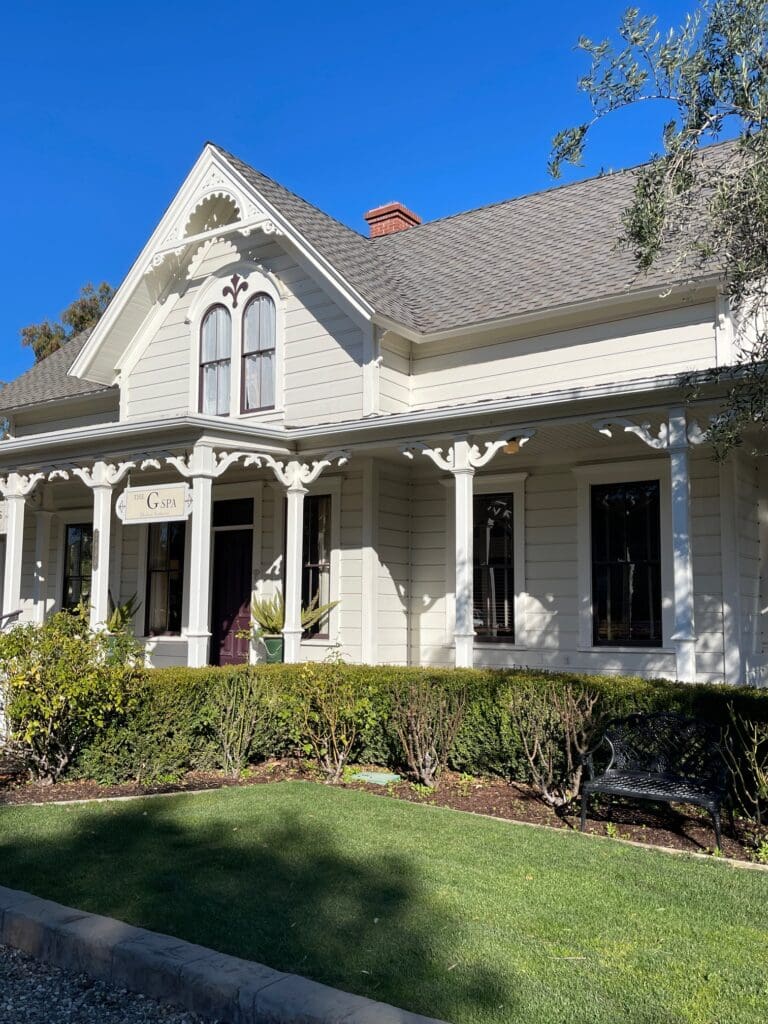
{"left": 374, "top": 275, "right": 721, "bottom": 344}
{"left": 0, "top": 414, "right": 292, "bottom": 463}
{"left": 70, "top": 146, "right": 374, "bottom": 385}
{"left": 1, "top": 370, "right": 726, "bottom": 465}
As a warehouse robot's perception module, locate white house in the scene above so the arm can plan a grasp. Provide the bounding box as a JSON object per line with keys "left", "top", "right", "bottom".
{"left": 0, "top": 142, "right": 764, "bottom": 685}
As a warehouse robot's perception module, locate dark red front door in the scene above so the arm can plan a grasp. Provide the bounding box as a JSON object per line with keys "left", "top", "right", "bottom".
{"left": 210, "top": 529, "right": 253, "bottom": 666}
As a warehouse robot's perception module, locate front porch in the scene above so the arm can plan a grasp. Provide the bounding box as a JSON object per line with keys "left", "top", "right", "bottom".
{"left": 0, "top": 398, "right": 762, "bottom": 684}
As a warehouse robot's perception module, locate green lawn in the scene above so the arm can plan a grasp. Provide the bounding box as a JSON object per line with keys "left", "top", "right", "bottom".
{"left": 0, "top": 783, "right": 766, "bottom": 1024}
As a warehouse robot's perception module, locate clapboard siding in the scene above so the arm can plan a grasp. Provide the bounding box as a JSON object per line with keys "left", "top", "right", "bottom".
{"left": 377, "top": 463, "right": 411, "bottom": 664}
{"left": 379, "top": 333, "right": 411, "bottom": 414}
{"left": 125, "top": 235, "right": 364, "bottom": 425}
{"left": 411, "top": 303, "right": 716, "bottom": 409}
{"left": 691, "top": 453, "right": 725, "bottom": 683}
{"left": 406, "top": 457, "right": 726, "bottom": 680}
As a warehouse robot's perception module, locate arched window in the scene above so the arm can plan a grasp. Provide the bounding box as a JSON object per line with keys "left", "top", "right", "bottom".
{"left": 200, "top": 305, "right": 231, "bottom": 416}
{"left": 242, "top": 293, "right": 276, "bottom": 412}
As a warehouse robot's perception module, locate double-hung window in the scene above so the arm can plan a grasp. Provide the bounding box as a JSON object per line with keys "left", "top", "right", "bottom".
{"left": 145, "top": 522, "right": 186, "bottom": 636}
{"left": 242, "top": 293, "right": 276, "bottom": 412}
{"left": 200, "top": 305, "right": 231, "bottom": 416}
{"left": 63, "top": 523, "right": 93, "bottom": 610}
{"left": 591, "top": 480, "right": 662, "bottom": 647}
{"left": 301, "top": 494, "right": 331, "bottom": 639}
{"left": 473, "top": 492, "right": 515, "bottom": 641}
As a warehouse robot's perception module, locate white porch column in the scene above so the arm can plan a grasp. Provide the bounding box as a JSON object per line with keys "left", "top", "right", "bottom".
{"left": 453, "top": 438, "right": 475, "bottom": 669}
{"left": 2, "top": 493, "right": 26, "bottom": 627}
{"left": 73, "top": 461, "right": 137, "bottom": 631}
{"left": 187, "top": 447, "right": 215, "bottom": 668}
{"left": 244, "top": 450, "right": 350, "bottom": 664}
{"left": 283, "top": 468, "right": 307, "bottom": 664}
{"left": 668, "top": 408, "right": 696, "bottom": 682}
{"left": 32, "top": 509, "right": 53, "bottom": 624}
{"left": 403, "top": 432, "right": 534, "bottom": 670}
{"left": 91, "top": 482, "right": 113, "bottom": 629}
{"left": 0, "top": 471, "right": 43, "bottom": 628}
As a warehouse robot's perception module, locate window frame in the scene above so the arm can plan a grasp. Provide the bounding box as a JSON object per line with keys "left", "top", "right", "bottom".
{"left": 574, "top": 460, "right": 675, "bottom": 653}
{"left": 445, "top": 471, "right": 528, "bottom": 651}
{"left": 272, "top": 476, "right": 341, "bottom": 649}
{"left": 144, "top": 521, "right": 188, "bottom": 638}
{"left": 61, "top": 521, "right": 94, "bottom": 612}
{"left": 472, "top": 490, "right": 519, "bottom": 643}
{"left": 301, "top": 493, "right": 333, "bottom": 640}
{"left": 189, "top": 267, "right": 284, "bottom": 420}
{"left": 240, "top": 292, "right": 277, "bottom": 414}
{"left": 198, "top": 303, "right": 232, "bottom": 417}
{"left": 590, "top": 478, "right": 663, "bottom": 648}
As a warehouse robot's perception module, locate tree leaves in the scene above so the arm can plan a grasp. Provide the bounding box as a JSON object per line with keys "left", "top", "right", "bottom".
{"left": 552, "top": 0, "right": 768, "bottom": 456}
{"left": 20, "top": 281, "right": 114, "bottom": 362}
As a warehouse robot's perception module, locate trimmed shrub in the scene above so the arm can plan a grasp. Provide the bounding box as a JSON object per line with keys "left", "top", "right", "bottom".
{"left": 0, "top": 607, "right": 144, "bottom": 784}
{"left": 392, "top": 673, "right": 467, "bottom": 787}
{"left": 70, "top": 662, "right": 768, "bottom": 818}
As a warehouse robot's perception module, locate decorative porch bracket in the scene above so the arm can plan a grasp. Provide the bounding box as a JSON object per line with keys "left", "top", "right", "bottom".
{"left": 241, "top": 450, "right": 351, "bottom": 664}
{"left": 592, "top": 409, "right": 706, "bottom": 683}
{"left": 72, "top": 462, "right": 135, "bottom": 630}
{"left": 402, "top": 431, "right": 535, "bottom": 669}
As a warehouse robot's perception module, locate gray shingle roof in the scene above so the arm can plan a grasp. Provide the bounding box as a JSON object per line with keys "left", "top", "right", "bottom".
{"left": 218, "top": 143, "right": 717, "bottom": 334}
{"left": 0, "top": 333, "right": 114, "bottom": 414}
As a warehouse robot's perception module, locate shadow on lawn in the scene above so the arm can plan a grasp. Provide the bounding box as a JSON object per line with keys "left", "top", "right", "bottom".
{"left": 0, "top": 791, "right": 513, "bottom": 1021}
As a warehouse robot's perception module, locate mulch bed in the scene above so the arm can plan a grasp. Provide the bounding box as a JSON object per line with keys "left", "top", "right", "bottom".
{"left": 0, "top": 761, "right": 760, "bottom": 863}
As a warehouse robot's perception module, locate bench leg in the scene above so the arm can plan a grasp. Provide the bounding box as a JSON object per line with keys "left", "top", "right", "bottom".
{"left": 580, "top": 791, "right": 589, "bottom": 832}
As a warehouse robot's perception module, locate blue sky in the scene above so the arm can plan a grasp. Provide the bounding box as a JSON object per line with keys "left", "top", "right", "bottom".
{"left": 0, "top": 0, "right": 694, "bottom": 381}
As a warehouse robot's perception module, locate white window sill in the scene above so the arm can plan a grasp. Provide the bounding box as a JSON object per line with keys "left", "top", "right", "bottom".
{"left": 138, "top": 635, "right": 188, "bottom": 644}
{"left": 576, "top": 645, "right": 676, "bottom": 655}
{"left": 446, "top": 642, "right": 530, "bottom": 652}
{"left": 300, "top": 637, "right": 339, "bottom": 648}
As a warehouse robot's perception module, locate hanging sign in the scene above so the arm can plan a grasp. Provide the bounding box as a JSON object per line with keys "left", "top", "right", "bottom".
{"left": 116, "top": 483, "right": 192, "bottom": 525}
{"left": 0, "top": 500, "right": 6, "bottom": 535}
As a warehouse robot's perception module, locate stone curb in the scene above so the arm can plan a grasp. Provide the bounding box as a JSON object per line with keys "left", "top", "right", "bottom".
{"left": 0, "top": 885, "right": 446, "bottom": 1024}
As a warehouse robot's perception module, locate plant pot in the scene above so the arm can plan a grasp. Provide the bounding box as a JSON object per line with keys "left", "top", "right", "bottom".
{"left": 262, "top": 635, "right": 284, "bottom": 663}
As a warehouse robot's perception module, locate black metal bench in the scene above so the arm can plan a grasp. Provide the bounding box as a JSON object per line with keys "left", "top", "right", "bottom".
{"left": 580, "top": 711, "right": 730, "bottom": 849}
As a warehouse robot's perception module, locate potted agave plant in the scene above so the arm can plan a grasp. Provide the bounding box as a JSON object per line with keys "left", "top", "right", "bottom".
{"left": 247, "top": 592, "right": 338, "bottom": 663}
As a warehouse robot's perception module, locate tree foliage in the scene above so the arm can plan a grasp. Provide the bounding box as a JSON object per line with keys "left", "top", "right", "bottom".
{"left": 551, "top": 0, "right": 768, "bottom": 457}
{"left": 20, "top": 281, "right": 114, "bottom": 362}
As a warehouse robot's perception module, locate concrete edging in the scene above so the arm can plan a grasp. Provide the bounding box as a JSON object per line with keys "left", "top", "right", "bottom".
{"left": 0, "top": 885, "right": 446, "bottom": 1024}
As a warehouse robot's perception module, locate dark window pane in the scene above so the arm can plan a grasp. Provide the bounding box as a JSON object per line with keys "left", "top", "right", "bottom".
{"left": 591, "top": 480, "right": 662, "bottom": 647}
{"left": 473, "top": 493, "right": 515, "bottom": 641}
{"left": 213, "top": 498, "right": 254, "bottom": 528}
{"left": 145, "top": 522, "right": 186, "bottom": 636}
{"left": 62, "top": 523, "right": 93, "bottom": 611}
{"left": 301, "top": 494, "right": 332, "bottom": 639}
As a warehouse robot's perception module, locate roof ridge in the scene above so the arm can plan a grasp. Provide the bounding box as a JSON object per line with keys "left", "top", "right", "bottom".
{"left": 371, "top": 137, "right": 738, "bottom": 239}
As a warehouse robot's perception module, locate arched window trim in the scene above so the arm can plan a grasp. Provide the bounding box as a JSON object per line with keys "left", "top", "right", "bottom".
{"left": 241, "top": 292, "right": 277, "bottom": 414}
{"left": 189, "top": 264, "right": 284, "bottom": 419}
{"left": 199, "top": 303, "right": 232, "bottom": 417}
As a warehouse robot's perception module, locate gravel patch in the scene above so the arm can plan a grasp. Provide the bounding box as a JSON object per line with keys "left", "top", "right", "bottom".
{"left": 0, "top": 944, "right": 217, "bottom": 1023}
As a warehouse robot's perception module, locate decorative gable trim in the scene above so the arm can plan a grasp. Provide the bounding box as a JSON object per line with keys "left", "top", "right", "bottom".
{"left": 69, "top": 145, "right": 373, "bottom": 386}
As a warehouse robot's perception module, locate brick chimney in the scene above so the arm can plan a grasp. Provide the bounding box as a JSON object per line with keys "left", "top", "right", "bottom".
{"left": 364, "top": 202, "right": 421, "bottom": 237}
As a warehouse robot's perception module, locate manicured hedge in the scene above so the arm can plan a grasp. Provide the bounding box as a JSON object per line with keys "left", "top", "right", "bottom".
{"left": 74, "top": 663, "right": 768, "bottom": 786}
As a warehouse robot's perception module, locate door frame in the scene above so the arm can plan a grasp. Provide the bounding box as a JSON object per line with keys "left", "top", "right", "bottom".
{"left": 207, "top": 481, "right": 263, "bottom": 664}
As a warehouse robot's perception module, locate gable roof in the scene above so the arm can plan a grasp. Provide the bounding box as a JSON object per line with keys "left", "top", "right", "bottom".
{"left": 1, "top": 144, "right": 720, "bottom": 412}
{"left": 0, "top": 333, "right": 115, "bottom": 414}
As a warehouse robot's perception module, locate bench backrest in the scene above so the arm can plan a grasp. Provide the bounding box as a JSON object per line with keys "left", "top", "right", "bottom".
{"left": 604, "top": 712, "right": 724, "bottom": 784}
